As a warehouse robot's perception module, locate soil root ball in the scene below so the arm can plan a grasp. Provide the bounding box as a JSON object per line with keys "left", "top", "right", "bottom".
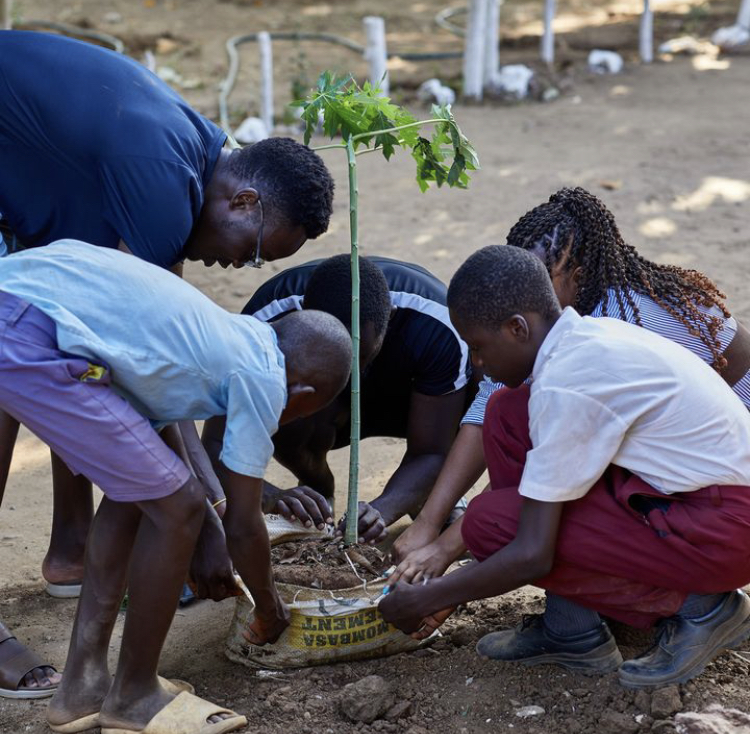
{"left": 272, "top": 539, "right": 385, "bottom": 590}
{"left": 651, "top": 685, "right": 683, "bottom": 719}
{"left": 339, "top": 675, "right": 395, "bottom": 723}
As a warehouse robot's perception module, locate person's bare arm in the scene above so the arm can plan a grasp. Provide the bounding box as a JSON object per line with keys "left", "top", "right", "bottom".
{"left": 343, "top": 389, "right": 467, "bottom": 544}
{"left": 390, "top": 480, "right": 493, "bottom": 584}
{"left": 156, "top": 424, "right": 237, "bottom": 599}
{"left": 202, "top": 415, "right": 334, "bottom": 529}
{"left": 178, "top": 420, "right": 225, "bottom": 509}
{"left": 221, "top": 467, "right": 290, "bottom": 645}
{"left": 390, "top": 514, "right": 467, "bottom": 585}
{"left": 379, "top": 498, "right": 564, "bottom": 634}
{"left": 160, "top": 420, "right": 226, "bottom": 511}
{"left": 722, "top": 320, "right": 750, "bottom": 387}
{"left": 391, "top": 422, "right": 485, "bottom": 562}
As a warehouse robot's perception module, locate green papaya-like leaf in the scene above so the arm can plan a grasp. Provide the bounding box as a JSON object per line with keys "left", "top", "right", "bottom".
{"left": 296, "top": 70, "right": 479, "bottom": 190}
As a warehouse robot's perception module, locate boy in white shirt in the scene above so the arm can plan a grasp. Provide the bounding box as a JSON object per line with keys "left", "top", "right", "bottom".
{"left": 379, "top": 245, "right": 750, "bottom": 689}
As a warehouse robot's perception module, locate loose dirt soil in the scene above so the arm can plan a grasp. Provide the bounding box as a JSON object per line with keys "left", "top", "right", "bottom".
{"left": 2, "top": 0, "right": 750, "bottom": 732}
{"left": 272, "top": 539, "right": 386, "bottom": 589}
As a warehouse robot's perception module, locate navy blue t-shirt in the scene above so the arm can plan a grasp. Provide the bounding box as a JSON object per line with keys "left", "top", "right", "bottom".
{"left": 0, "top": 31, "right": 226, "bottom": 268}
{"left": 245, "top": 257, "right": 472, "bottom": 398}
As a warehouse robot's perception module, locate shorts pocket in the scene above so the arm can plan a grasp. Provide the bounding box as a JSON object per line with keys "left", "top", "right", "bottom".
{"left": 65, "top": 357, "right": 111, "bottom": 385}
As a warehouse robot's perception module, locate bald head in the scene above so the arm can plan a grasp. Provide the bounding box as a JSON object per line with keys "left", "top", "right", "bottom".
{"left": 270, "top": 309, "right": 352, "bottom": 422}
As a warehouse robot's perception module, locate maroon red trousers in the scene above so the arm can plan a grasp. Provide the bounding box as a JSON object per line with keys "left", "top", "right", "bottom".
{"left": 461, "top": 384, "right": 750, "bottom": 628}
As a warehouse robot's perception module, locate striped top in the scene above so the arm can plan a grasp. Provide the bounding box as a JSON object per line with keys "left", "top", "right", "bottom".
{"left": 462, "top": 288, "right": 750, "bottom": 425}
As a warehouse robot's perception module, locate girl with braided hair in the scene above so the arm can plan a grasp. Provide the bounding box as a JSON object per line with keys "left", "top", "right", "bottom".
{"left": 391, "top": 187, "right": 750, "bottom": 631}
{"left": 505, "top": 186, "right": 750, "bottom": 382}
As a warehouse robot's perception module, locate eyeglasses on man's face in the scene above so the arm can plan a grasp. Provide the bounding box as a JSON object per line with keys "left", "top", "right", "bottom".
{"left": 243, "top": 195, "right": 265, "bottom": 269}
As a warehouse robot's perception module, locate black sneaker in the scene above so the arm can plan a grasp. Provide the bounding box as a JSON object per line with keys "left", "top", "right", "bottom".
{"left": 476, "top": 614, "right": 623, "bottom": 674}
{"left": 619, "top": 590, "right": 750, "bottom": 689}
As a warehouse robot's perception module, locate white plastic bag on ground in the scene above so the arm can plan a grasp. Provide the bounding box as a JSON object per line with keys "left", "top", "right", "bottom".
{"left": 487, "top": 65, "right": 534, "bottom": 99}
{"left": 234, "top": 116, "right": 270, "bottom": 145}
{"left": 588, "top": 49, "right": 624, "bottom": 74}
{"left": 658, "top": 36, "right": 716, "bottom": 55}
{"left": 712, "top": 24, "right": 750, "bottom": 50}
{"left": 416, "top": 79, "right": 456, "bottom": 106}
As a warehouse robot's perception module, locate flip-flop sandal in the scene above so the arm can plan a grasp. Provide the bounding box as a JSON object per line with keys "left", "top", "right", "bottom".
{"left": 0, "top": 622, "right": 58, "bottom": 699}
{"left": 160, "top": 676, "right": 194, "bottom": 695}
{"left": 45, "top": 582, "right": 83, "bottom": 599}
{"left": 49, "top": 677, "right": 195, "bottom": 733}
{"left": 49, "top": 712, "right": 100, "bottom": 734}
{"left": 100, "top": 691, "right": 247, "bottom": 734}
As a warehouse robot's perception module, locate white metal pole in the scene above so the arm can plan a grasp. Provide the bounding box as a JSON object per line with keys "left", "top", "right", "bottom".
{"left": 363, "top": 16, "right": 389, "bottom": 96}
{"left": 463, "top": 0, "right": 488, "bottom": 100}
{"left": 640, "top": 0, "right": 654, "bottom": 63}
{"left": 2, "top": 0, "right": 11, "bottom": 30}
{"left": 541, "top": 0, "right": 556, "bottom": 64}
{"left": 483, "top": 0, "right": 501, "bottom": 87}
{"left": 258, "top": 31, "right": 274, "bottom": 134}
{"left": 738, "top": 0, "right": 750, "bottom": 28}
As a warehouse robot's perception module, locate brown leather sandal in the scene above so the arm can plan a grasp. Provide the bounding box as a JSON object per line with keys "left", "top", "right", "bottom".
{"left": 0, "top": 622, "right": 59, "bottom": 699}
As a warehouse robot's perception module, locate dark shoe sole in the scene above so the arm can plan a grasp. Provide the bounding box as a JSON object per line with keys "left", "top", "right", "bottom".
{"left": 619, "top": 607, "right": 750, "bottom": 689}
{"left": 478, "top": 633, "right": 623, "bottom": 675}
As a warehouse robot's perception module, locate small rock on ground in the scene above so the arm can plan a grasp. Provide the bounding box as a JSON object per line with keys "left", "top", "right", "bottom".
{"left": 598, "top": 710, "right": 640, "bottom": 734}
{"left": 450, "top": 626, "right": 474, "bottom": 647}
{"left": 385, "top": 700, "right": 414, "bottom": 720}
{"left": 339, "top": 675, "right": 395, "bottom": 724}
{"left": 651, "top": 686, "right": 683, "bottom": 719}
{"left": 652, "top": 719, "right": 678, "bottom": 733}
{"left": 635, "top": 690, "right": 652, "bottom": 712}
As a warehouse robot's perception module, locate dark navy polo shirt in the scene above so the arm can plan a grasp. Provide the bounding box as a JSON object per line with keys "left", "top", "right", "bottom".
{"left": 0, "top": 31, "right": 226, "bottom": 268}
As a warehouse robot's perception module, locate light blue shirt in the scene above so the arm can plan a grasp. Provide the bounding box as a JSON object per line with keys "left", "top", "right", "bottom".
{"left": 0, "top": 240, "right": 287, "bottom": 477}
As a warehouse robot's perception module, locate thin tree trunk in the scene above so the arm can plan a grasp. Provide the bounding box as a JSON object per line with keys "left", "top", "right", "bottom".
{"left": 345, "top": 136, "right": 360, "bottom": 546}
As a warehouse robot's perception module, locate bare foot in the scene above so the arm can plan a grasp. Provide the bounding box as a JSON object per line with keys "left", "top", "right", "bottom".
{"left": 18, "top": 664, "right": 62, "bottom": 691}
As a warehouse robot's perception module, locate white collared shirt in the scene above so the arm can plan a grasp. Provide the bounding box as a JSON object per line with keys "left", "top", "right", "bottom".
{"left": 519, "top": 307, "right": 750, "bottom": 502}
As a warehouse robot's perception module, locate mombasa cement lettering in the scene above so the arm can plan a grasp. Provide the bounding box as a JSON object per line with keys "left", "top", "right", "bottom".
{"left": 290, "top": 609, "right": 394, "bottom": 648}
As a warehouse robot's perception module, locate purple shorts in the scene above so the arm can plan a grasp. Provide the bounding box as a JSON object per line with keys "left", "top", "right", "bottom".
{"left": 0, "top": 291, "right": 191, "bottom": 502}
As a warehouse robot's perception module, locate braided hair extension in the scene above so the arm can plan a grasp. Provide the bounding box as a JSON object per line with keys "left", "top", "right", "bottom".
{"left": 506, "top": 187, "right": 731, "bottom": 370}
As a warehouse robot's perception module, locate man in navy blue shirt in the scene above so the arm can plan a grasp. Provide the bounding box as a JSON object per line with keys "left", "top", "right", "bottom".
{"left": 0, "top": 30, "right": 335, "bottom": 698}
{"left": 0, "top": 31, "right": 334, "bottom": 269}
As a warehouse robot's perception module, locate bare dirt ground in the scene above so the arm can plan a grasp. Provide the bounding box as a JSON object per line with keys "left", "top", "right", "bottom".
{"left": 2, "top": 0, "right": 750, "bottom": 732}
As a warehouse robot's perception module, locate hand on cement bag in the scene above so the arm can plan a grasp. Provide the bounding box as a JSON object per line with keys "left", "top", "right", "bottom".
{"left": 266, "top": 485, "right": 333, "bottom": 530}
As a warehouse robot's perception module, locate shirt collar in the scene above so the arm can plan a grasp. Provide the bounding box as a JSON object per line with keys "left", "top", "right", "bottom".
{"left": 531, "top": 307, "right": 581, "bottom": 380}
